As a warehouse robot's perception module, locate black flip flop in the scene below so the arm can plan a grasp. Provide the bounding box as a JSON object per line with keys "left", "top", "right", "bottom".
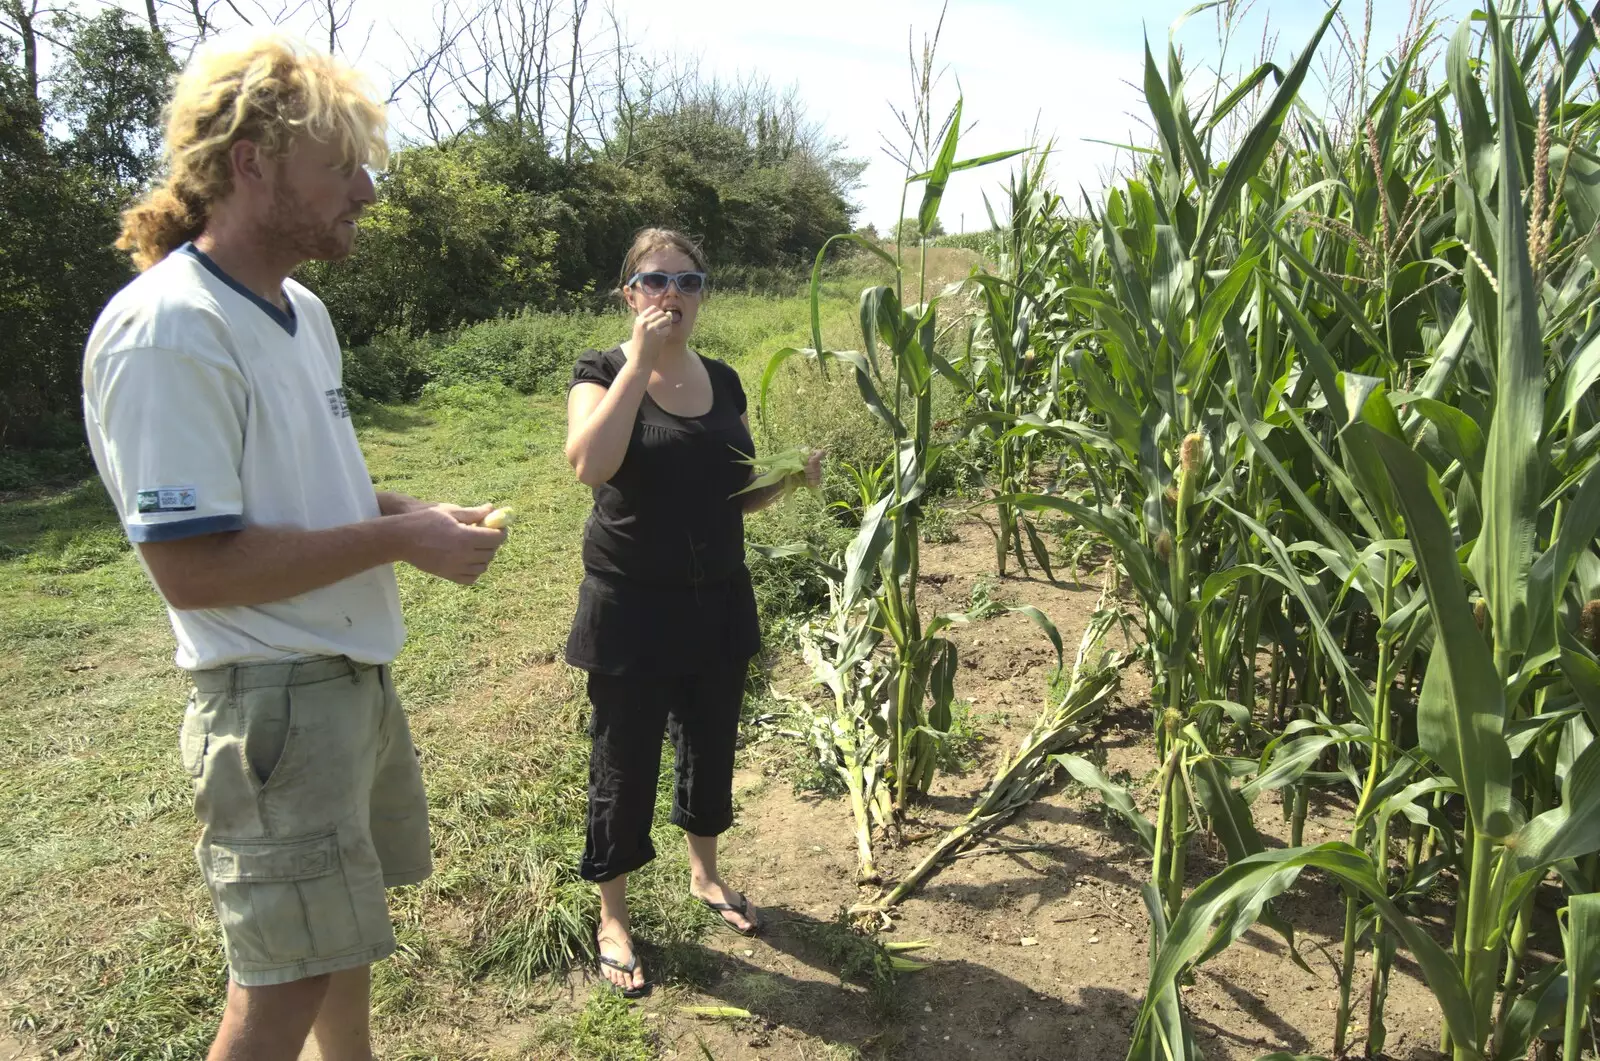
{"left": 698, "top": 891, "right": 762, "bottom": 937}
{"left": 596, "top": 938, "right": 651, "bottom": 998}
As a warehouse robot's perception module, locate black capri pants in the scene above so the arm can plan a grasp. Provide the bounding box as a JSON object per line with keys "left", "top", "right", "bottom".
{"left": 580, "top": 664, "right": 746, "bottom": 882}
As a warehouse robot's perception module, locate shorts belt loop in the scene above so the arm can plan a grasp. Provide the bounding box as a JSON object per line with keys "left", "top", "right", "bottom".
{"left": 347, "top": 657, "right": 360, "bottom": 684}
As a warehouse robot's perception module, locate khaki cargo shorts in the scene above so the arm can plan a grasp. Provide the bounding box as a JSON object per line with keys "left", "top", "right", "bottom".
{"left": 180, "top": 656, "right": 432, "bottom": 987}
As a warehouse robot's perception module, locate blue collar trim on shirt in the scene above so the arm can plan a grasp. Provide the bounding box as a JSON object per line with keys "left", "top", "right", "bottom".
{"left": 177, "top": 242, "right": 298, "bottom": 336}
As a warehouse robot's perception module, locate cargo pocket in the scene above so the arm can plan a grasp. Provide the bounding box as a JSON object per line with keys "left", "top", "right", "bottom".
{"left": 203, "top": 831, "right": 363, "bottom": 968}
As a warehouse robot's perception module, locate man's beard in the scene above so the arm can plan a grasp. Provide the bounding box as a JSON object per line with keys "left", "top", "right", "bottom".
{"left": 263, "top": 184, "right": 352, "bottom": 262}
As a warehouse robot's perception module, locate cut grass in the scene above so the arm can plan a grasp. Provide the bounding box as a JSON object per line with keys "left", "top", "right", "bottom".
{"left": 0, "top": 279, "right": 889, "bottom": 1057}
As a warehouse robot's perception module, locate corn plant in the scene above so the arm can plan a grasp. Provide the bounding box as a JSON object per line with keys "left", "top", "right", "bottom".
{"left": 864, "top": 593, "right": 1124, "bottom": 911}
{"left": 965, "top": 3, "right": 1600, "bottom": 1058}
{"left": 761, "top": 47, "right": 1030, "bottom": 813}
{"left": 956, "top": 148, "right": 1074, "bottom": 578}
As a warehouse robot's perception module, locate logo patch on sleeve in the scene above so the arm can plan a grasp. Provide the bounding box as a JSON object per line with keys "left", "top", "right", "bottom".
{"left": 136, "top": 486, "right": 198, "bottom": 513}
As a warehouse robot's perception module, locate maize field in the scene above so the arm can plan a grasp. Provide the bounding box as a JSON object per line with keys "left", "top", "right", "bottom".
{"left": 772, "top": 3, "right": 1600, "bottom": 1059}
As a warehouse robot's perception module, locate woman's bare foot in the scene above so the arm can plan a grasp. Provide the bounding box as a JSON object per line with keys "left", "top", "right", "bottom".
{"left": 691, "top": 875, "right": 760, "bottom": 934}
{"left": 596, "top": 916, "right": 645, "bottom": 994}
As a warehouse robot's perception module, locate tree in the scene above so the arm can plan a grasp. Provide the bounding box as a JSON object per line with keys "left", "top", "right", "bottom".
{"left": 0, "top": 38, "right": 126, "bottom": 446}
{"left": 891, "top": 216, "right": 945, "bottom": 243}
{"left": 49, "top": 10, "right": 174, "bottom": 189}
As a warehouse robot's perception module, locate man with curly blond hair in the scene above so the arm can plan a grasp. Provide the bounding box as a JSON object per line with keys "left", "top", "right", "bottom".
{"left": 81, "top": 34, "right": 506, "bottom": 1060}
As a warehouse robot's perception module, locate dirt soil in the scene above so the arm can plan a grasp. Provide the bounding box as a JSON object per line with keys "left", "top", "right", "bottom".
{"left": 628, "top": 515, "right": 1452, "bottom": 1061}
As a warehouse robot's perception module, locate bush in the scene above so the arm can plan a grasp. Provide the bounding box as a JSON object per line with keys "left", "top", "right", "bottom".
{"left": 342, "top": 329, "right": 439, "bottom": 404}
{"left": 430, "top": 312, "right": 627, "bottom": 394}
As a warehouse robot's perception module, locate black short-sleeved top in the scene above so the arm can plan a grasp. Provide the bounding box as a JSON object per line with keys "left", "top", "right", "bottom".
{"left": 563, "top": 346, "right": 762, "bottom": 675}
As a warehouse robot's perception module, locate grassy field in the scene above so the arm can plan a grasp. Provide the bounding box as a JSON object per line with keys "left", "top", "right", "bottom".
{"left": 0, "top": 250, "right": 977, "bottom": 1058}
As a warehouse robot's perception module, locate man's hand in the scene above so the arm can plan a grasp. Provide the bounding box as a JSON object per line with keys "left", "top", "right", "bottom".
{"left": 377, "top": 491, "right": 430, "bottom": 516}
{"left": 396, "top": 503, "right": 506, "bottom": 584}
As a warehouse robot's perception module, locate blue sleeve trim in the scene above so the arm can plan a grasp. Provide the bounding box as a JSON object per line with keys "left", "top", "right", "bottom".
{"left": 127, "top": 513, "right": 245, "bottom": 543}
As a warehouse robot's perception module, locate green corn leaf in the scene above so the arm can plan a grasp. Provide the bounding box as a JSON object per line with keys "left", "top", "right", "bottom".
{"left": 1339, "top": 377, "right": 1405, "bottom": 537}
{"left": 1241, "top": 393, "right": 1382, "bottom": 550}
{"left": 729, "top": 447, "right": 810, "bottom": 497}
{"left": 917, "top": 98, "right": 963, "bottom": 237}
{"left": 1407, "top": 305, "right": 1476, "bottom": 412}
{"left": 1134, "top": 883, "right": 1199, "bottom": 1061}
{"left": 1361, "top": 426, "right": 1515, "bottom": 839}
{"left": 1193, "top": 7, "right": 1336, "bottom": 258}
{"left": 1125, "top": 845, "right": 1480, "bottom": 1061}
{"left": 1202, "top": 62, "right": 1282, "bottom": 134}
{"left": 1008, "top": 604, "right": 1064, "bottom": 673}
{"left": 1469, "top": 7, "right": 1549, "bottom": 670}
{"left": 1185, "top": 727, "right": 1264, "bottom": 862}
{"left": 1448, "top": 18, "right": 1495, "bottom": 196}
{"left": 1182, "top": 253, "right": 1257, "bottom": 388}
{"left": 1260, "top": 274, "right": 1349, "bottom": 424}
{"left": 810, "top": 233, "right": 896, "bottom": 374}
{"left": 1082, "top": 137, "right": 1163, "bottom": 156}
{"left": 1553, "top": 0, "right": 1600, "bottom": 97}
{"left": 859, "top": 284, "right": 885, "bottom": 378}
{"left": 928, "top": 640, "right": 958, "bottom": 739}
{"left": 747, "top": 541, "right": 845, "bottom": 583}
{"left": 1553, "top": 329, "right": 1600, "bottom": 435}
{"left": 1525, "top": 466, "right": 1600, "bottom": 670}
{"left": 905, "top": 147, "right": 1028, "bottom": 182}
{"left": 1506, "top": 709, "right": 1586, "bottom": 759}
{"left": 1241, "top": 733, "right": 1344, "bottom": 802}
{"left": 1215, "top": 506, "right": 1378, "bottom": 727}
{"left": 843, "top": 495, "right": 892, "bottom": 609}
{"left": 1372, "top": 777, "right": 1457, "bottom": 843}
{"left": 1513, "top": 735, "right": 1600, "bottom": 870}
{"left": 1563, "top": 893, "right": 1600, "bottom": 1061}
{"left": 1265, "top": 227, "right": 1385, "bottom": 354}
{"left": 1143, "top": 35, "right": 1185, "bottom": 189}
{"left": 758, "top": 345, "right": 808, "bottom": 425}
{"left": 997, "top": 493, "right": 1165, "bottom": 618}
{"left": 1497, "top": 961, "right": 1568, "bottom": 1061}
{"left": 829, "top": 335, "right": 905, "bottom": 436}
{"left": 1019, "top": 517, "right": 1058, "bottom": 585}
{"left": 1562, "top": 644, "right": 1600, "bottom": 731}
{"left": 1410, "top": 397, "right": 1487, "bottom": 485}
{"left": 1151, "top": 224, "right": 1190, "bottom": 331}
{"left": 758, "top": 344, "right": 812, "bottom": 422}
{"left": 1102, "top": 222, "right": 1159, "bottom": 346}
{"left": 1053, "top": 752, "right": 1155, "bottom": 854}
{"left": 1170, "top": 58, "right": 1211, "bottom": 191}
{"left": 1550, "top": 143, "right": 1600, "bottom": 271}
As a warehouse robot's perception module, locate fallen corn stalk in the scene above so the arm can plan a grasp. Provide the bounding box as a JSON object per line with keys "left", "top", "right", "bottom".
{"left": 861, "top": 598, "right": 1126, "bottom": 911}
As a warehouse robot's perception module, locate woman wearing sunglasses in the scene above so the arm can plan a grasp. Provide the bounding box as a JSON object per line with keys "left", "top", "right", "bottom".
{"left": 563, "top": 227, "right": 822, "bottom": 997}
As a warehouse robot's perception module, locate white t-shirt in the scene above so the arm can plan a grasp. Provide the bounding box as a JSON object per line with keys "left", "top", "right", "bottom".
{"left": 82, "top": 243, "right": 406, "bottom": 671}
